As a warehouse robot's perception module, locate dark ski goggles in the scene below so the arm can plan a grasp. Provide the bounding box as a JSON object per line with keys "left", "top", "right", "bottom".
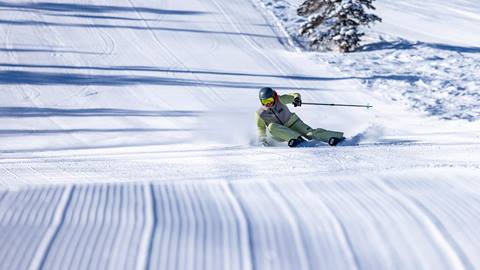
{"left": 261, "top": 97, "right": 274, "bottom": 105}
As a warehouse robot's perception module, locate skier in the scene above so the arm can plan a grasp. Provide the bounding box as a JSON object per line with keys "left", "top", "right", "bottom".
{"left": 256, "top": 87, "right": 345, "bottom": 147}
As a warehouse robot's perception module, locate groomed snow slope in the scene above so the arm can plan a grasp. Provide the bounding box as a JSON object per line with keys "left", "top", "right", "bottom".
{"left": 1, "top": 0, "right": 480, "bottom": 270}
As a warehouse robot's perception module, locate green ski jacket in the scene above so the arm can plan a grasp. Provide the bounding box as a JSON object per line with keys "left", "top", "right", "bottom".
{"left": 256, "top": 93, "right": 300, "bottom": 138}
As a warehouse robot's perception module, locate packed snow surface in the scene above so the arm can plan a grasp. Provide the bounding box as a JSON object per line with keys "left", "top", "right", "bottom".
{"left": 1, "top": 0, "right": 480, "bottom": 269}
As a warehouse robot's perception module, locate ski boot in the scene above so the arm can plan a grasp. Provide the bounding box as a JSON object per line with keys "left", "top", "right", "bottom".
{"left": 328, "top": 137, "right": 345, "bottom": 146}
{"left": 288, "top": 136, "right": 306, "bottom": 147}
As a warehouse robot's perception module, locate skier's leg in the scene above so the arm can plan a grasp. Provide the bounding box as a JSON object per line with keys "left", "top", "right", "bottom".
{"left": 267, "top": 123, "right": 302, "bottom": 142}
{"left": 287, "top": 113, "right": 343, "bottom": 143}
{"left": 286, "top": 114, "right": 313, "bottom": 134}
{"left": 307, "top": 128, "right": 344, "bottom": 143}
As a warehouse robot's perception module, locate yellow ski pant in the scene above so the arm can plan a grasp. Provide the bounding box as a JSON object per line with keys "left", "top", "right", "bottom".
{"left": 267, "top": 113, "right": 343, "bottom": 142}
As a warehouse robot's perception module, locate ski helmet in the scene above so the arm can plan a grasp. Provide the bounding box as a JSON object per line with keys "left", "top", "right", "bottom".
{"left": 259, "top": 87, "right": 274, "bottom": 99}
{"left": 259, "top": 87, "right": 277, "bottom": 106}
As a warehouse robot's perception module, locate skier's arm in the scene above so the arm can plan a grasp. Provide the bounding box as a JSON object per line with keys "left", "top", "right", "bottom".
{"left": 279, "top": 93, "right": 301, "bottom": 105}
{"left": 255, "top": 112, "right": 267, "bottom": 139}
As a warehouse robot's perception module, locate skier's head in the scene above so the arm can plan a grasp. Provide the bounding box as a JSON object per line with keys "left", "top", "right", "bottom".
{"left": 259, "top": 87, "right": 277, "bottom": 108}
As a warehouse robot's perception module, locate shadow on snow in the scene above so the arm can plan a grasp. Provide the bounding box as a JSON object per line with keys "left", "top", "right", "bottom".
{"left": 0, "top": 68, "right": 425, "bottom": 90}
{"left": 0, "top": 107, "right": 204, "bottom": 118}
{"left": 0, "top": 1, "right": 207, "bottom": 16}
{"left": 0, "top": 63, "right": 353, "bottom": 90}
{"left": 0, "top": 47, "right": 103, "bottom": 55}
{"left": 0, "top": 63, "right": 354, "bottom": 80}
{"left": 0, "top": 128, "right": 193, "bottom": 135}
{"left": 358, "top": 39, "right": 480, "bottom": 54}
{"left": 0, "top": 19, "right": 279, "bottom": 40}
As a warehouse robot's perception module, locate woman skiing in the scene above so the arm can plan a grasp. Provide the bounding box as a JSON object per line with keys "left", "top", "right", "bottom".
{"left": 256, "top": 87, "right": 345, "bottom": 147}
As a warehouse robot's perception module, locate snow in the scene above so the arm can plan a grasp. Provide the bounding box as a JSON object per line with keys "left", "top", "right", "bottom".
{"left": 0, "top": 0, "right": 480, "bottom": 269}
{"left": 259, "top": 0, "right": 480, "bottom": 121}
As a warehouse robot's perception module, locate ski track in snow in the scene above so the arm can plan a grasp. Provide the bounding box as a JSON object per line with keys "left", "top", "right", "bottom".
{"left": 1, "top": 0, "right": 480, "bottom": 269}
{"left": 1, "top": 167, "right": 480, "bottom": 269}
{"left": 1, "top": 145, "right": 480, "bottom": 269}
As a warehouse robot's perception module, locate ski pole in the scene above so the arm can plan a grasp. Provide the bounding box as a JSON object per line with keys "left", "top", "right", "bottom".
{"left": 302, "top": 102, "right": 372, "bottom": 109}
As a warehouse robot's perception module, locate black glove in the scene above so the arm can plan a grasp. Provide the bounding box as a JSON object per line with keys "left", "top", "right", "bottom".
{"left": 293, "top": 96, "right": 302, "bottom": 107}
